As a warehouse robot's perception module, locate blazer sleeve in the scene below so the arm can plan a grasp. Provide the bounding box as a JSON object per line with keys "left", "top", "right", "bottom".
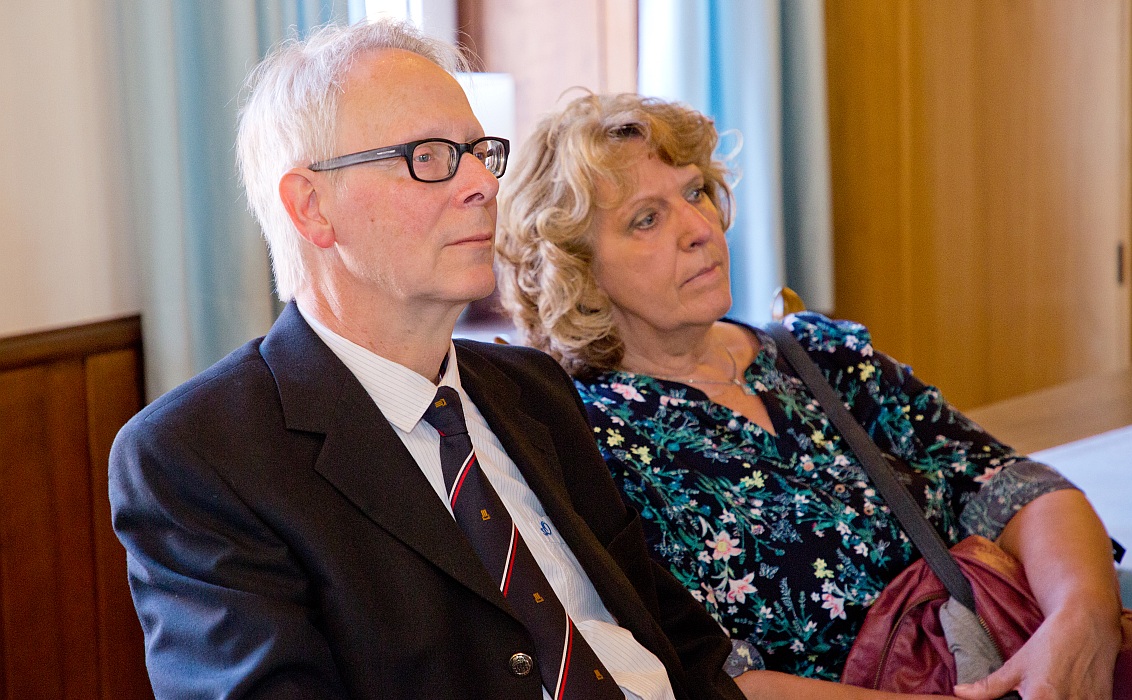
{"left": 109, "top": 416, "right": 348, "bottom": 699}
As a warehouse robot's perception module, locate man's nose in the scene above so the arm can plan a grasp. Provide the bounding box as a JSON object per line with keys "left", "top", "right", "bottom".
{"left": 453, "top": 153, "right": 500, "bottom": 204}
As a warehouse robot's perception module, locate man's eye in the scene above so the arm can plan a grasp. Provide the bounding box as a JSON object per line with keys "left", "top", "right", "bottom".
{"left": 473, "top": 151, "right": 488, "bottom": 162}
{"left": 414, "top": 153, "right": 434, "bottom": 163}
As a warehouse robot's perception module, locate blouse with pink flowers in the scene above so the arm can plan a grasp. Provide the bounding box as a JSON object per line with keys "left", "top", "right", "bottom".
{"left": 574, "top": 313, "right": 1072, "bottom": 679}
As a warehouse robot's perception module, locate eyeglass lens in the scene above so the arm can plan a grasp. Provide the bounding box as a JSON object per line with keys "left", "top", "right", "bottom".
{"left": 411, "top": 139, "right": 507, "bottom": 182}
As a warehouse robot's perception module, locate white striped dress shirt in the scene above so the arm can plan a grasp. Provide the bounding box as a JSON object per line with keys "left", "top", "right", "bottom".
{"left": 299, "top": 306, "right": 675, "bottom": 700}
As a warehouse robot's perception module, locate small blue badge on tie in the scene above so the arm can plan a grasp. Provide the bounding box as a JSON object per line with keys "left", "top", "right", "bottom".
{"left": 540, "top": 520, "right": 552, "bottom": 537}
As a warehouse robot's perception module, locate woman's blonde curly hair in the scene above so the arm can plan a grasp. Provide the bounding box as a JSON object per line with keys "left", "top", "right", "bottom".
{"left": 496, "top": 92, "right": 734, "bottom": 377}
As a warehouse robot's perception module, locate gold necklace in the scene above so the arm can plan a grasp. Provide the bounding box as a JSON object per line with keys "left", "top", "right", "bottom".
{"left": 637, "top": 345, "right": 755, "bottom": 395}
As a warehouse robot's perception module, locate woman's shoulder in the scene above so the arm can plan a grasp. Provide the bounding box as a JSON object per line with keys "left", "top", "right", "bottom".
{"left": 723, "top": 312, "right": 878, "bottom": 373}
{"left": 780, "top": 312, "right": 875, "bottom": 357}
{"left": 725, "top": 312, "right": 874, "bottom": 357}
{"left": 762, "top": 312, "right": 911, "bottom": 391}
{"left": 771, "top": 313, "right": 918, "bottom": 405}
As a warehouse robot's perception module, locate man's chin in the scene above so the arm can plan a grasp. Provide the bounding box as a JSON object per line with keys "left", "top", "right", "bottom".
{"left": 473, "top": 277, "right": 497, "bottom": 303}
{"left": 449, "top": 273, "right": 497, "bottom": 308}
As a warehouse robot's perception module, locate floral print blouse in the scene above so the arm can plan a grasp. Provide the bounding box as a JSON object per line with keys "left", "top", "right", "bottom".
{"left": 575, "top": 313, "right": 1073, "bottom": 680}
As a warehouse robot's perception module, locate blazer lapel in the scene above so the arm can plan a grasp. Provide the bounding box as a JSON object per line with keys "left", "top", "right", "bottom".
{"left": 259, "top": 304, "right": 511, "bottom": 614}
{"left": 456, "top": 350, "right": 563, "bottom": 494}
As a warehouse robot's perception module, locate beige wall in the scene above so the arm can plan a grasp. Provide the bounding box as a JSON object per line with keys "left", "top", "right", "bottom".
{"left": 459, "top": 0, "right": 637, "bottom": 150}
{"left": 0, "top": 0, "right": 138, "bottom": 339}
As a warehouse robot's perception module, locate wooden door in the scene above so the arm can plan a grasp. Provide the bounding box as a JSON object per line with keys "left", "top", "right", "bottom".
{"left": 825, "top": 0, "right": 1131, "bottom": 410}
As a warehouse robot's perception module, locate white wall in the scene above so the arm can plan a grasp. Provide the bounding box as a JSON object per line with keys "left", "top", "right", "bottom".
{"left": 0, "top": 0, "right": 139, "bottom": 338}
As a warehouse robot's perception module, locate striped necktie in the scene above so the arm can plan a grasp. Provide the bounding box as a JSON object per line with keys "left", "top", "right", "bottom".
{"left": 423, "top": 386, "right": 622, "bottom": 699}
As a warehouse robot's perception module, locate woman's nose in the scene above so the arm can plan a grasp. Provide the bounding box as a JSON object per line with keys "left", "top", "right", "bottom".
{"left": 677, "top": 201, "right": 716, "bottom": 249}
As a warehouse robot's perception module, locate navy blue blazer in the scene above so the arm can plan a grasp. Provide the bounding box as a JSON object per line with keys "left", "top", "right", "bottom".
{"left": 110, "top": 302, "right": 743, "bottom": 700}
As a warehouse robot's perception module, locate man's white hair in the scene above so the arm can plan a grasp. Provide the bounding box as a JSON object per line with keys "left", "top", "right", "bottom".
{"left": 236, "top": 20, "right": 467, "bottom": 301}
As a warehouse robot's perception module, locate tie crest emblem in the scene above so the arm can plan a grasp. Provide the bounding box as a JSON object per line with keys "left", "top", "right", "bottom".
{"left": 434, "top": 398, "right": 447, "bottom": 408}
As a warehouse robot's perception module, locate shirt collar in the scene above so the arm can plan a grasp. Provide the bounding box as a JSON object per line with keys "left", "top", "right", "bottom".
{"left": 296, "top": 302, "right": 462, "bottom": 433}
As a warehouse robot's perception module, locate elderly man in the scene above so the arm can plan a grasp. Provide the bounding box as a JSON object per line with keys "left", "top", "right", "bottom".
{"left": 110, "top": 19, "right": 745, "bottom": 700}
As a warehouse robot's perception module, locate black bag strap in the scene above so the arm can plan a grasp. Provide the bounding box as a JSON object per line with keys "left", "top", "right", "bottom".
{"left": 765, "top": 322, "right": 978, "bottom": 613}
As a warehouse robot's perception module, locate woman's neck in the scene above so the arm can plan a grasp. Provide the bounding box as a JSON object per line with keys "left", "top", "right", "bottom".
{"left": 618, "top": 321, "right": 734, "bottom": 382}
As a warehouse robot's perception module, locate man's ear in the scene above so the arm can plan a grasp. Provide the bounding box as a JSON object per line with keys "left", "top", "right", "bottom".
{"left": 279, "top": 168, "right": 336, "bottom": 249}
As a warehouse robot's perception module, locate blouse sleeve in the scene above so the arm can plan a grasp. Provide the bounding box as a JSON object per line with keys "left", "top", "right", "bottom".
{"left": 786, "top": 313, "right": 1076, "bottom": 542}
{"left": 889, "top": 363, "right": 1076, "bottom": 540}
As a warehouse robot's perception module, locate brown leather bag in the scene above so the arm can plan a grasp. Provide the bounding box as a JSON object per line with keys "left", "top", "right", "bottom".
{"left": 840, "top": 535, "right": 1132, "bottom": 695}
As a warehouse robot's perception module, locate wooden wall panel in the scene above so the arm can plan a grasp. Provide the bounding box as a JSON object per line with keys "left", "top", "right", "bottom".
{"left": 824, "top": 1, "right": 912, "bottom": 360}
{"left": 86, "top": 350, "right": 149, "bottom": 700}
{"left": 907, "top": 2, "right": 991, "bottom": 408}
{"left": 0, "top": 361, "right": 97, "bottom": 698}
{"left": 0, "top": 365, "right": 70, "bottom": 699}
{"left": 977, "top": 1, "right": 1130, "bottom": 399}
{"left": 0, "top": 318, "right": 148, "bottom": 699}
{"left": 825, "top": 0, "right": 1131, "bottom": 410}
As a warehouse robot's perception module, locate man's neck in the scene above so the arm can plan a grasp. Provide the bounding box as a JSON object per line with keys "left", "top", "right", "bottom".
{"left": 295, "top": 290, "right": 463, "bottom": 383}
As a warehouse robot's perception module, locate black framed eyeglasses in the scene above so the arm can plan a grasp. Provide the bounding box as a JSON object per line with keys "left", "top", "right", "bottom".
{"left": 308, "top": 136, "right": 510, "bottom": 182}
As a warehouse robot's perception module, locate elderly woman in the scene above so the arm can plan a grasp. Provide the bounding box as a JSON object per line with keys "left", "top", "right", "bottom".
{"left": 495, "top": 92, "right": 1122, "bottom": 699}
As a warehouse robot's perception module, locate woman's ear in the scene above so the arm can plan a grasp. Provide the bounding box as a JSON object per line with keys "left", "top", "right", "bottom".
{"left": 279, "top": 168, "right": 336, "bottom": 249}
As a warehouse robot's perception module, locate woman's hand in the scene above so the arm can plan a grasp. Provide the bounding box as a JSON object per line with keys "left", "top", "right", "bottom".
{"left": 954, "top": 488, "right": 1124, "bottom": 699}
{"left": 953, "top": 603, "right": 1120, "bottom": 700}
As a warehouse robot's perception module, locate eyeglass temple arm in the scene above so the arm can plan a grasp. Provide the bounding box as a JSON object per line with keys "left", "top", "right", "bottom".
{"left": 309, "top": 147, "right": 400, "bottom": 172}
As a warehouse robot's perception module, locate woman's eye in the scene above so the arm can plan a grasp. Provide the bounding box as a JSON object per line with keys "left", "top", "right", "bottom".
{"left": 633, "top": 212, "right": 658, "bottom": 230}
{"left": 687, "top": 186, "right": 706, "bottom": 202}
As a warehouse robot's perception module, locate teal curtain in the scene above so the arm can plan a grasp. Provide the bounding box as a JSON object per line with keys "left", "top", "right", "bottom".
{"left": 780, "top": 0, "right": 834, "bottom": 315}
{"left": 112, "top": 1, "right": 357, "bottom": 399}
{"left": 638, "top": 0, "right": 833, "bottom": 323}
